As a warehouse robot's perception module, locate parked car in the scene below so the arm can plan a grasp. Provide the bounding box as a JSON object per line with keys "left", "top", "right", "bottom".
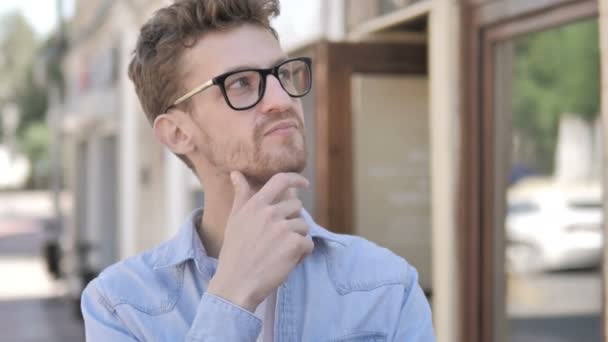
{"left": 506, "top": 177, "right": 603, "bottom": 273}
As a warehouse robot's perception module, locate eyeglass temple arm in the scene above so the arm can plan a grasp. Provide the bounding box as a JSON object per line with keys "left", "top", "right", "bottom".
{"left": 172, "top": 79, "right": 214, "bottom": 107}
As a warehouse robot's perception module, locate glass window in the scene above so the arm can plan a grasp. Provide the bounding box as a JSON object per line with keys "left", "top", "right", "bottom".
{"left": 494, "top": 18, "right": 602, "bottom": 342}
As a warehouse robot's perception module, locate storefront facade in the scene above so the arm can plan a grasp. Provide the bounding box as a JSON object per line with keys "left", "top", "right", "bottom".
{"left": 57, "top": 1, "right": 608, "bottom": 341}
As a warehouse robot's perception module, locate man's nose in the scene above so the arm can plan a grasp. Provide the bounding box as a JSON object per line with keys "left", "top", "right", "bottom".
{"left": 259, "top": 75, "right": 292, "bottom": 114}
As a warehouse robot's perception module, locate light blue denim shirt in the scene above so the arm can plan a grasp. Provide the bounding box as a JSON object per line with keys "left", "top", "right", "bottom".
{"left": 81, "top": 209, "right": 435, "bottom": 341}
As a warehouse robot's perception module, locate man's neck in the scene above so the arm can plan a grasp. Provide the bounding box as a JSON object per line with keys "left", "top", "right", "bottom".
{"left": 198, "top": 173, "right": 261, "bottom": 258}
{"left": 196, "top": 172, "right": 297, "bottom": 259}
{"left": 199, "top": 174, "right": 235, "bottom": 259}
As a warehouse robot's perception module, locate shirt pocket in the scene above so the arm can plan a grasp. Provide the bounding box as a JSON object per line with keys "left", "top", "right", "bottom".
{"left": 327, "top": 331, "right": 387, "bottom": 342}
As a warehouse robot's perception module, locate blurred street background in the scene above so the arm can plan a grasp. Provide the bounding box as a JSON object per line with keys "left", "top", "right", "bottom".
{"left": 0, "top": 1, "right": 607, "bottom": 342}
{"left": 0, "top": 192, "right": 83, "bottom": 342}
{"left": 0, "top": 1, "right": 85, "bottom": 341}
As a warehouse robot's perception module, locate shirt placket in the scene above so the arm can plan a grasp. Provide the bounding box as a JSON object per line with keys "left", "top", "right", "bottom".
{"left": 274, "top": 271, "right": 297, "bottom": 341}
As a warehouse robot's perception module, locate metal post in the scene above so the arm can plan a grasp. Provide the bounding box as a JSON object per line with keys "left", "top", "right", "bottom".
{"left": 46, "top": 0, "right": 67, "bottom": 272}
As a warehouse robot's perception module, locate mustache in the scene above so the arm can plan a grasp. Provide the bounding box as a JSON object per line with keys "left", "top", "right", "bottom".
{"left": 253, "top": 111, "right": 304, "bottom": 140}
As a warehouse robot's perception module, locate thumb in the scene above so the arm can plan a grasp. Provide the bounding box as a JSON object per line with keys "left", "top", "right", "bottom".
{"left": 230, "top": 170, "right": 252, "bottom": 212}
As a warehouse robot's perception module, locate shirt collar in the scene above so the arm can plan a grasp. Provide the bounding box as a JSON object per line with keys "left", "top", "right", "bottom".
{"left": 301, "top": 208, "right": 345, "bottom": 244}
{"left": 152, "top": 207, "right": 342, "bottom": 271}
{"left": 151, "top": 209, "right": 212, "bottom": 273}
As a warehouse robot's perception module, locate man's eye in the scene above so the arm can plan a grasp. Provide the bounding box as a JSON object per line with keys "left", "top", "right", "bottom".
{"left": 227, "top": 77, "right": 251, "bottom": 90}
{"left": 279, "top": 69, "right": 292, "bottom": 81}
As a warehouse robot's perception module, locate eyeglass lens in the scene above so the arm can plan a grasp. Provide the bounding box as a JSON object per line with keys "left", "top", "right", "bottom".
{"left": 222, "top": 59, "right": 310, "bottom": 109}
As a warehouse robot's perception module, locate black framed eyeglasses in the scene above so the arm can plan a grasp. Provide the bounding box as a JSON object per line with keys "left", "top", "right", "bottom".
{"left": 167, "top": 57, "right": 312, "bottom": 112}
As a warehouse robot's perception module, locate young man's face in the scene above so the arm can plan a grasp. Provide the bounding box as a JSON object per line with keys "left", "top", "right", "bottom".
{"left": 178, "top": 23, "right": 307, "bottom": 185}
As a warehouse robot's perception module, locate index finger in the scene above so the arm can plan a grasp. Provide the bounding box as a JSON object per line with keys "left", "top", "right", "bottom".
{"left": 252, "top": 173, "right": 309, "bottom": 205}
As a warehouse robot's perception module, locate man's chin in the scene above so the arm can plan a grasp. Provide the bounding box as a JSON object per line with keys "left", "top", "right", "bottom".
{"left": 244, "top": 159, "right": 307, "bottom": 186}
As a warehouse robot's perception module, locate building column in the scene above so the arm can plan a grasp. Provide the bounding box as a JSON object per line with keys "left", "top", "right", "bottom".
{"left": 429, "top": 1, "right": 461, "bottom": 341}
{"left": 86, "top": 137, "right": 102, "bottom": 267}
{"left": 165, "top": 151, "right": 191, "bottom": 237}
{"left": 599, "top": 2, "right": 608, "bottom": 339}
{"left": 118, "top": 27, "right": 139, "bottom": 259}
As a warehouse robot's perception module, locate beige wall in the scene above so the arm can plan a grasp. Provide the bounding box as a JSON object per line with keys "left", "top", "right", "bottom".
{"left": 135, "top": 115, "right": 168, "bottom": 252}
{"left": 64, "top": 0, "right": 176, "bottom": 262}
{"left": 351, "top": 74, "right": 432, "bottom": 290}
{"left": 122, "top": 0, "right": 175, "bottom": 254}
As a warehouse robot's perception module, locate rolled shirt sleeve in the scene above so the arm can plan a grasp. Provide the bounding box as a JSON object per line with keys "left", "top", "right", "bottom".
{"left": 186, "top": 292, "right": 262, "bottom": 342}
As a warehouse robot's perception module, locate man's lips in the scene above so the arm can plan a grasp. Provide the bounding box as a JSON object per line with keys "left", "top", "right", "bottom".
{"left": 263, "top": 120, "right": 298, "bottom": 136}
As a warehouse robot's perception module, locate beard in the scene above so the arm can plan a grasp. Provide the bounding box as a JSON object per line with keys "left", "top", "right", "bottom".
{"left": 198, "top": 111, "right": 307, "bottom": 187}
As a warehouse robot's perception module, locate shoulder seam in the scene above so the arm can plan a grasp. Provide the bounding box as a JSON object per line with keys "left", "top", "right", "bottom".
{"left": 91, "top": 280, "right": 117, "bottom": 314}
{"left": 87, "top": 279, "right": 141, "bottom": 340}
{"left": 319, "top": 238, "right": 410, "bottom": 295}
{"left": 96, "top": 263, "right": 186, "bottom": 315}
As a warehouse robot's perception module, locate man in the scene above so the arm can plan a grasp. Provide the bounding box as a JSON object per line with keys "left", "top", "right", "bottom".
{"left": 81, "top": 0, "right": 435, "bottom": 341}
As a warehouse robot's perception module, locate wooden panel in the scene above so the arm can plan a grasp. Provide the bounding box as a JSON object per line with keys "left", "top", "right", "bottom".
{"left": 312, "top": 43, "right": 330, "bottom": 229}
{"left": 481, "top": 30, "right": 497, "bottom": 342}
{"left": 459, "top": 3, "right": 483, "bottom": 342}
{"left": 313, "top": 41, "right": 427, "bottom": 233}
{"left": 459, "top": 0, "right": 601, "bottom": 341}
{"left": 328, "top": 42, "right": 427, "bottom": 74}
{"left": 484, "top": 0, "right": 599, "bottom": 41}
{"left": 473, "top": 0, "right": 595, "bottom": 26}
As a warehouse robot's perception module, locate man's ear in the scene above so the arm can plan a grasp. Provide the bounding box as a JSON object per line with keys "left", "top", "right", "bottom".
{"left": 153, "top": 112, "right": 196, "bottom": 155}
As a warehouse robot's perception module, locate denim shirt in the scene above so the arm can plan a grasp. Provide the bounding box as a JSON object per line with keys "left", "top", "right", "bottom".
{"left": 81, "top": 209, "right": 435, "bottom": 341}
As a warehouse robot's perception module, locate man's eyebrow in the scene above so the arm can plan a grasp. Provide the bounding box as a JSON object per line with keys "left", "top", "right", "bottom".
{"left": 221, "top": 57, "right": 289, "bottom": 74}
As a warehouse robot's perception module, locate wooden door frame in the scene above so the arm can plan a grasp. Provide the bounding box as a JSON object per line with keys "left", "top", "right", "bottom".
{"left": 460, "top": 0, "right": 601, "bottom": 341}
{"left": 311, "top": 41, "right": 427, "bottom": 232}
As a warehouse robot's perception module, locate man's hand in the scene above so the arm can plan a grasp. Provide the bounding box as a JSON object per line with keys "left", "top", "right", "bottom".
{"left": 206, "top": 171, "right": 313, "bottom": 313}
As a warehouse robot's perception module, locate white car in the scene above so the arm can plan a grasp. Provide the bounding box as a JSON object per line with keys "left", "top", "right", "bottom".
{"left": 506, "top": 177, "right": 603, "bottom": 272}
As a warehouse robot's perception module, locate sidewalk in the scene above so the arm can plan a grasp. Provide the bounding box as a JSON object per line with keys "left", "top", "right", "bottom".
{"left": 0, "top": 192, "right": 84, "bottom": 342}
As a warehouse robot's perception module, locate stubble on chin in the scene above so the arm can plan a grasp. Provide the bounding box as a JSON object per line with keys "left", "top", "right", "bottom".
{"left": 244, "top": 131, "right": 307, "bottom": 186}
{"left": 198, "top": 111, "right": 308, "bottom": 185}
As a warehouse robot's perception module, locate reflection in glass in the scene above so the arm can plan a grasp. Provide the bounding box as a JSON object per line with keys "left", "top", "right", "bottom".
{"left": 495, "top": 19, "right": 601, "bottom": 341}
